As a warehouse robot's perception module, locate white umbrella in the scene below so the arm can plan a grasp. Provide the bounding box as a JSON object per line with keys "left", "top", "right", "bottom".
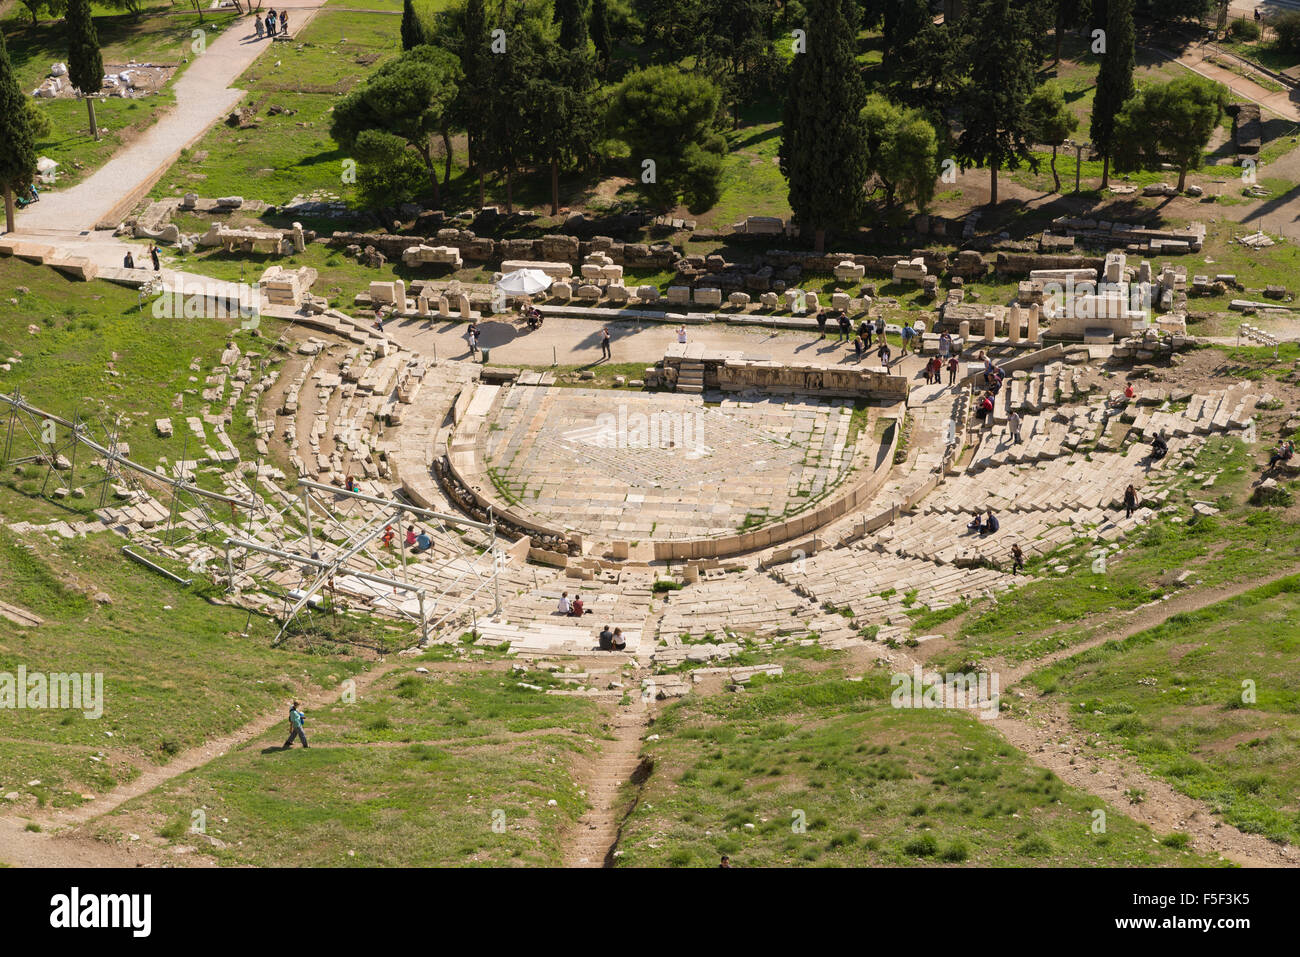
{"left": 496, "top": 268, "right": 552, "bottom": 296}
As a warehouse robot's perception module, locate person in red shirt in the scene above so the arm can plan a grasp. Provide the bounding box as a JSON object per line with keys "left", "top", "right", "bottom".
{"left": 405, "top": 526, "right": 417, "bottom": 548}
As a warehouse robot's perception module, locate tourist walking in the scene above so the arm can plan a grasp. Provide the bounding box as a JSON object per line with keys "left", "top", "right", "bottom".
{"left": 1124, "top": 484, "right": 1139, "bottom": 518}
{"left": 1009, "top": 410, "right": 1022, "bottom": 444}
{"left": 901, "top": 322, "right": 915, "bottom": 355}
{"left": 279, "top": 10, "right": 289, "bottom": 34}
{"left": 816, "top": 309, "right": 828, "bottom": 340}
{"left": 600, "top": 327, "right": 611, "bottom": 360}
{"left": 947, "top": 354, "right": 959, "bottom": 385}
{"left": 283, "top": 701, "right": 308, "bottom": 749}
{"left": 1010, "top": 543, "right": 1024, "bottom": 575}
{"left": 877, "top": 341, "right": 891, "bottom": 367}
{"left": 853, "top": 332, "right": 865, "bottom": 361}
{"left": 149, "top": 245, "right": 160, "bottom": 271}
{"left": 939, "top": 332, "right": 951, "bottom": 359}
{"left": 254, "top": 14, "right": 264, "bottom": 39}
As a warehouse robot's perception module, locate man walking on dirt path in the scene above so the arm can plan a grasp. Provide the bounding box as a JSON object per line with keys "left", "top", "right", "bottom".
{"left": 283, "top": 701, "right": 308, "bottom": 749}
{"left": 600, "top": 326, "right": 611, "bottom": 361}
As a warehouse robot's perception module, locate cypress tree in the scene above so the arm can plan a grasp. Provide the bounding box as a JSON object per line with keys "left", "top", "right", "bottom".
{"left": 1090, "top": 0, "right": 1135, "bottom": 189}
{"left": 591, "top": 0, "right": 611, "bottom": 74}
{"left": 400, "top": 0, "right": 427, "bottom": 51}
{"left": 66, "top": 0, "right": 104, "bottom": 141}
{"left": 461, "top": 0, "right": 491, "bottom": 207}
{"left": 554, "top": 0, "right": 589, "bottom": 52}
{"left": 778, "top": 0, "right": 868, "bottom": 252}
{"left": 0, "top": 29, "right": 37, "bottom": 233}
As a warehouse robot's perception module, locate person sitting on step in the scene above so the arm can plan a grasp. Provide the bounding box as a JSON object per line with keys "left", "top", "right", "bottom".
{"left": 611, "top": 628, "right": 626, "bottom": 651}
{"left": 568, "top": 592, "right": 585, "bottom": 617}
{"left": 1267, "top": 438, "right": 1295, "bottom": 471}
{"left": 598, "top": 624, "right": 615, "bottom": 651}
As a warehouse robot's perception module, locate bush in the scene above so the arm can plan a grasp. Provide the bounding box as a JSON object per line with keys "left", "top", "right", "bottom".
{"left": 1230, "top": 16, "right": 1261, "bottom": 41}
{"left": 1274, "top": 11, "right": 1300, "bottom": 54}
{"left": 903, "top": 833, "right": 938, "bottom": 857}
{"left": 940, "top": 840, "right": 970, "bottom": 862}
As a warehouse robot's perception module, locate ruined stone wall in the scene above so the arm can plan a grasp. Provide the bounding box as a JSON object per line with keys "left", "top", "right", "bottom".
{"left": 329, "top": 230, "right": 676, "bottom": 269}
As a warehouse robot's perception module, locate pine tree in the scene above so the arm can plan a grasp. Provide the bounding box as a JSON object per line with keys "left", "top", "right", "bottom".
{"left": 778, "top": 0, "right": 869, "bottom": 252}
{"left": 66, "top": 0, "right": 104, "bottom": 141}
{"left": 0, "top": 29, "right": 37, "bottom": 233}
{"left": 1090, "top": 0, "right": 1134, "bottom": 189}
{"left": 954, "top": 0, "right": 1039, "bottom": 207}
{"left": 400, "top": 0, "right": 428, "bottom": 50}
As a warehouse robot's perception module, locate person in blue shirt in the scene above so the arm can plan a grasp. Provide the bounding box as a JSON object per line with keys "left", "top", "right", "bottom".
{"left": 283, "top": 701, "right": 308, "bottom": 749}
{"left": 415, "top": 530, "right": 432, "bottom": 553}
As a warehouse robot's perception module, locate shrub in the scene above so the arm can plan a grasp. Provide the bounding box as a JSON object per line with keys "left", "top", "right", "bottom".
{"left": 940, "top": 840, "right": 970, "bottom": 862}
{"left": 903, "top": 833, "right": 939, "bottom": 857}
{"left": 1273, "top": 11, "right": 1300, "bottom": 54}
{"left": 1230, "top": 16, "right": 1261, "bottom": 41}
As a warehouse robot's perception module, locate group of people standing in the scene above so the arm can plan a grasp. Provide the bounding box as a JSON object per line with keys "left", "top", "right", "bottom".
{"left": 253, "top": 7, "right": 289, "bottom": 40}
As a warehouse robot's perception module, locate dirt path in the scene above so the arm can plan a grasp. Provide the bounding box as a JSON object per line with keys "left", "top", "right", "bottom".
{"left": 9, "top": 2, "right": 327, "bottom": 236}
{"left": 0, "top": 656, "right": 403, "bottom": 865}
{"left": 964, "top": 566, "right": 1300, "bottom": 867}
{"left": 997, "top": 699, "right": 1294, "bottom": 867}
{"left": 992, "top": 562, "right": 1300, "bottom": 687}
{"left": 561, "top": 691, "right": 654, "bottom": 868}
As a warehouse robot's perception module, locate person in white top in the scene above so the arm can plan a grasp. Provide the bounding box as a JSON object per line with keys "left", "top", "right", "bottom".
{"left": 556, "top": 591, "right": 571, "bottom": 614}
{"left": 677, "top": 325, "right": 687, "bottom": 344}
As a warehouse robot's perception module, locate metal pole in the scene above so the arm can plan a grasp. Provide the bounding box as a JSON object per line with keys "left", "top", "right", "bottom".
{"left": 225, "top": 541, "right": 236, "bottom": 591}
{"left": 296, "top": 478, "right": 493, "bottom": 531}
{"left": 490, "top": 519, "right": 500, "bottom": 615}
{"left": 418, "top": 590, "right": 428, "bottom": 645}
{"left": 302, "top": 486, "right": 314, "bottom": 556}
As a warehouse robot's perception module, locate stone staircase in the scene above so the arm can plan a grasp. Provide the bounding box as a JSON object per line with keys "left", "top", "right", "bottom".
{"left": 676, "top": 360, "right": 705, "bottom": 394}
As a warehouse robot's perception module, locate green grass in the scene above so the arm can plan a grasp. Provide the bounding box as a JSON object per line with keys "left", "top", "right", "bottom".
{"left": 616, "top": 667, "right": 1221, "bottom": 867}
{"left": 1025, "top": 574, "right": 1300, "bottom": 845}
{"left": 930, "top": 433, "right": 1300, "bottom": 669}
{"left": 91, "top": 668, "right": 603, "bottom": 865}
{"left": 0, "top": 256, "right": 285, "bottom": 512}
{"left": 3, "top": 9, "right": 242, "bottom": 189}
{"left": 0, "top": 531, "right": 365, "bottom": 808}
{"left": 149, "top": 10, "right": 402, "bottom": 208}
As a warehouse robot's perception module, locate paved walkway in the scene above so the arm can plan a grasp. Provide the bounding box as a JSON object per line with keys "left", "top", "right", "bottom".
{"left": 1174, "top": 44, "right": 1300, "bottom": 122}
{"left": 9, "top": 2, "right": 326, "bottom": 236}
{"left": 384, "top": 311, "right": 942, "bottom": 375}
